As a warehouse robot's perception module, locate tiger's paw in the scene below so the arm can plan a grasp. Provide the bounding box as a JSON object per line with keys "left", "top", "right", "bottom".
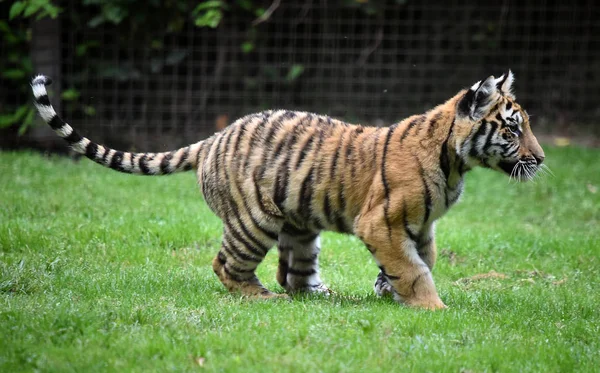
{"left": 287, "top": 283, "right": 332, "bottom": 296}
{"left": 404, "top": 296, "right": 447, "bottom": 310}
{"left": 255, "top": 292, "right": 290, "bottom": 300}
{"left": 374, "top": 272, "right": 394, "bottom": 297}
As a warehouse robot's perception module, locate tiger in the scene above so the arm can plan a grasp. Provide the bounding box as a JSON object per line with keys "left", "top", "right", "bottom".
{"left": 30, "top": 71, "right": 544, "bottom": 310}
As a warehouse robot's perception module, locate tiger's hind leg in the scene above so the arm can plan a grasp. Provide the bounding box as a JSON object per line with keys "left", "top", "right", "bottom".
{"left": 276, "top": 224, "right": 329, "bottom": 294}
{"left": 212, "top": 224, "right": 286, "bottom": 299}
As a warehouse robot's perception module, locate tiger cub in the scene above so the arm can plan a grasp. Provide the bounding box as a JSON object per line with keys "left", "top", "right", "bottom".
{"left": 31, "top": 71, "right": 544, "bottom": 309}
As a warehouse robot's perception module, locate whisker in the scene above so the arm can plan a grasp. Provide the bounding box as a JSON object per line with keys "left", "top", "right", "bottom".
{"left": 541, "top": 164, "right": 555, "bottom": 177}
{"left": 509, "top": 162, "right": 518, "bottom": 183}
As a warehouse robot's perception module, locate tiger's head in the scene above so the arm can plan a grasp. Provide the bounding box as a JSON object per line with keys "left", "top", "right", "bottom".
{"left": 455, "top": 71, "right": 545, "bottom": 182}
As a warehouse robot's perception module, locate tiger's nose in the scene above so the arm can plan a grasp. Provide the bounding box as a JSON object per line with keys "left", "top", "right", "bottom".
{"left": 534, "top": 154, "right": 545, "bottom": 165}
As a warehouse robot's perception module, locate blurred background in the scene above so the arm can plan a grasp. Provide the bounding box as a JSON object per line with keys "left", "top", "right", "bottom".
{"left": 1, "top": 0, "right": 598, "bottom": 152}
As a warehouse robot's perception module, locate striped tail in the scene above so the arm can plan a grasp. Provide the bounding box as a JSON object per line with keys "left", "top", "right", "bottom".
{"left": 31, "top": 75, "right": 205, "bottom": 175}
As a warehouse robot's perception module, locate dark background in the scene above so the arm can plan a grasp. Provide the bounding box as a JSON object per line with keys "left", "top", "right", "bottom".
{"left": 1, "top": 0, "right": 598, "bottom": 151}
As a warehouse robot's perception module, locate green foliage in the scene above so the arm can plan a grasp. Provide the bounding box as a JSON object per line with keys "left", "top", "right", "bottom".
{"left": 0, "top": 19, "right": 37, "bottom": 134}
{"left": 60, "top": 88, "right": 80, "bottom": 101}
{"left": 192, "top": 1, "right": 227, "bottom": 28}
{"left": 9, "top": 0, "right": 61, "bottom": 20}
{"left": 286, "top": 64, "right": 305, "bottom": 82}
{"left": 0, "top": 147, "right": 599, "bottom": 371}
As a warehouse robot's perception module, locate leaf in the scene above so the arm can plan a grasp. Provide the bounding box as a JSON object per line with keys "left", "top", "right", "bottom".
{"left": 83, "top": 105, "right": 96, "bottom": 116}
{"left": 194, "top": 9, "right": 222, "bottom": 28}
{"left": 87, "top": 15, "right": 105, "bottom": 28}
{"left": 2, "top": 69, "right": 25, "bottom": 80}
{"left": 24, "top": 4, "right": 42, "bottom": 18}
{"left": 193, "top": 1, "right": 224, "bottom": 12}
{"left": 61, "top": 88, "right": 80, "bottom": 101}
{"left": 241, "top": 41, "right": 254, "bottom": 53}
{"left": 9, "top": 2, "right": 26, "bottom": 20}
{"left": 286, "top": 64, "right": 304, "bottom": 82}
{"left": 0, "top": 114, "right": 16, "bottom": 127}
{"left": 165, "top": 50, "right": 188, "bottom": 65}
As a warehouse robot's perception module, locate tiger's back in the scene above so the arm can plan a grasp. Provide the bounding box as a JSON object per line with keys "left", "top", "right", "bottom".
{"left": 200, "top": 110, "right": 381, "bottom": 234}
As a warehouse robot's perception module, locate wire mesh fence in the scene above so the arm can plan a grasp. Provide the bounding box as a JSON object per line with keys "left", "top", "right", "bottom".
{"left": 25, "top": 1, "right": 600, "bottom": 150}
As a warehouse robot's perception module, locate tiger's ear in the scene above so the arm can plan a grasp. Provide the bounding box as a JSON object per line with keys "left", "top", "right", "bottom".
{"left": 457, "top": 75, "right": 498, "bottom": 121}
{"left": 494, "top": 70, "right": 515, "bottom": 98}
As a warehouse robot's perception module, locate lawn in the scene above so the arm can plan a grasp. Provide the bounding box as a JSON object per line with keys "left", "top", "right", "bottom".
{"left": 0, "top": 147, "right": 599, "bottom": 372}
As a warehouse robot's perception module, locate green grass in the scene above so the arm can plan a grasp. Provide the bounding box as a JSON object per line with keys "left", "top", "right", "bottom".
{"left": 0, "top": 147, "right": 599, "bottom": 372}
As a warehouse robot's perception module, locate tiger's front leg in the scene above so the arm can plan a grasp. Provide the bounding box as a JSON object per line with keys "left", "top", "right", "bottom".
{"left": 356, "top": 207, "right": 446, "bottom": 310}
{"left": 374, "top": 229, "right": 437, "bottom": 297}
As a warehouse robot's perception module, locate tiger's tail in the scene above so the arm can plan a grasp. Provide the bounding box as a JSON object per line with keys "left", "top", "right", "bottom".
{"left": 31, "top": 75, "right": 206, "bottom": 175}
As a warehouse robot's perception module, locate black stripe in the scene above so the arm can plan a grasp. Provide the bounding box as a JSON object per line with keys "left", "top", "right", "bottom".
{"left": 258, "top": 113, "right": 285, "bottom": 175}
{"left": 85, "top": 142, "right": 98, "bottom": 160}
{"left": 329, "top": 132, "right": 345, "bottom": 179}
{"left": 482, "top": 122, "right": 498, "bottom": 155}
{"left": 225, "top": 262, "right": 254, "bottom": 274}
{"left": 223, "top": 264, "right": 250, "bottom": 282}
{"left": 497, "top": 74, "right": 508, "bottom": 90}
{"left": 426, "top": 111, "right": 443, "bottom": 138}
{"left": 503, "top": 145, "right": 519, "bottom": 158}
{"left": 400, "top": 115, "right": 424, "bottom": 142}
{"left": 217, "top": 251, "right": 227, "bottom": 265}
{"left": 64, "top": 130, "right": 83, "bottom": 144}
{"left": 48, "top": 115, "right": 63, "bottom": 130}
{"left": 229, "top": 208, "right": 270, "bottom": 255}
{"left": 296, "top": 233, "right": 319, "bottom": 245}
{"left": 225, "top": 217, "right": 267, "bottom": 260}
{"left": 37, "top": 95, "right": 51, "bottom": 106}
{"left": 294, "top": 253, "right": 319, "bottom": 264}
{"left": 312, "top": 127, "right": 327, "bottom": 184}
{"left": 469, "top": 121, "right": 489, "bottom": 158}
{"left": 277, "top": 257, "right": 289, "bottom": 285}
{"left": 101, "top": 147, "right": 111, "bottom": 164}
{"left": 378, "top": 265, "right": 400, "bottom": 280}
{"left": 334, "top": 215, "right": 349, "bottom": 234}
{"left": 196, "top": 140, "right": 206, "bottom": 166}
{"left": 420, "top": 167, "right": 432, "bottom": 225}
{"left": 222, "top": 240, "right": 261, "bottom": 264}
{"left": 282, "top": 110, "right": 296, "bottom": 120}
{"left": 323, "top": 194, "right": 333, "bottom": 226}
{"left": 175, "top": 147, "right": 190, "bottom": 171}
{"left": 241, "top": 111, "right": 270, "bottom": 172}
{"left": 411, "top": 273, "right": 427, "bottom": 296}
{"left": 239, "top": 191, "right": 279, "bottom": 241}
{"left": 381, "top": 125, "right": 396, "bottom": 240}
{"left": 208, "top": 133, "right": 226, "bottom": 204}
{"left": 160, "top": 152, "right": 174, "bottom": 174}
{"left": 337, "top": 132, "right": 348, "bottom": 216}
{"left": 346, "top": 129, "right": 356, "bottom": 179}
{"left": 109, "top": 151, "right": 130, "bottom": 173}
{"left": 417, "top": 238, "right": 432, "bottom": 256}
{"left": 295, "top": 133, "right": 316, "bottom": 170}
{"left": 287, "top": 267, "right": 316, "bottom": 277}
{"left": 495, "top": 113, "right": 506, "bottom": 125}
{"left": 298, "top": 167, "right": 315, "bottom": 220}
{"left": 273, "top": 124, "right": 304, "bottom": 207}
{"left": 138, "top": 154, "right": 151, "bottom": 174}
{"left": 402, "top": 199, "right": 418, "bottom": 242}
{"left": 230, "top": 121, "right": 250, "bottom": 172}
{"left": 251, "top": 170, "right": 271, "bottom": 217}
